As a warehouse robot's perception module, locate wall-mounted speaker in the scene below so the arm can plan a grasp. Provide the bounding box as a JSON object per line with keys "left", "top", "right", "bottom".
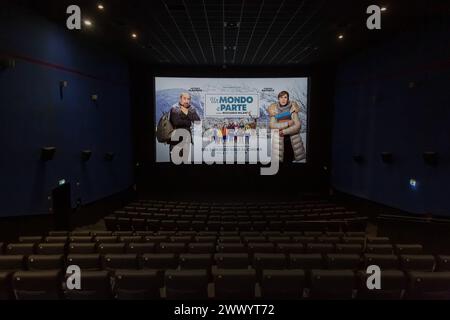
{"left": 81, "top": 150, "right": 92, "bottom": 162}
{"left": 381, "top": 152, "right": 393, "bottom": 164}
{"left": 423, "top": 152, "right": 438, "bottom": 167}
{"left": 353, "top": 155, "right": 364, "bottom": 164}
{"left": 105, "top": 152, "right": 115, "bottom": 162}
{"left": 41, "top": 147, "right": 56, "bottom": 161}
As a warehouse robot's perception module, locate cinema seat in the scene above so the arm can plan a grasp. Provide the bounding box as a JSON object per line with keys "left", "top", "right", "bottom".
{"left": 0, "top": 255, "right": 25, "bottom": 271}
{"left": 306, "top": 243, "right": 335, "bottom": 254}
{"left": 342, "top": 237, "right": 366, "bottom": 247}
{"left": 48, "top": 231, "right": 69, "bottom": 237}
{"left": 215, "top": 253, "right": 250, "bottom": 269}
{"left": 248, "top": 243, "right": 275, "bottom": 256}
{"left": 394, "top": 244, "right": 423, "bottom": 255}
{"left": 170, "top": 236, "right": 192, "bottom": 243}
{"left": 18, "top": 236, "right": 43, "bottom": 244}
{"left": 102, "top": 254, "right": 139, "bottom": 271}
{"left": 336, "top": 244, "right": 363, "bottom": 254}
{"left": 13, "top": 270, "right": 62, "bottom": 300}
{"left": 244, "top": 236, "right": 267, "bottom": 243}
{"left": 218, "top": 236, "right": 241, "bottom": 243}
{"left": 289, "top": 254, "right": 324, "bottom": 270}
{"left": 135, "top": 231, "right": 155, "bottom": 237}
{"left": 67, "top": 254, "right": 102, "bottom": 271}
{"left": 126, "top": 243, "right": 156, "bottom": 254}
{"left": 68, "top": 243, "right": 97, "bottom": 254}
{"left": 253, "top": 254, "right": 287, "bottom": 280}
{"left": 217, "top": 243, "right": 247, "bottom": 253}
{"left": 179, "top": 254, "right": 213, "bottom": 272}
{"left": 346, "top": 232, "right": 366, "bottom": 238}
{"left": 97, "top": 243, "right": 126, "bottom": 254}
{"left": 366, "top": 244, "right": 394, "bottom": 254}
{"left": 94, "top": 236, "right": 118, "bottom": 244}
{"left": 141, "top": 254, "right": 179, "bottom": 271}
{"left": 114, "top": 231, "right": 134, "bottom": 237}
{"left": 188, "top": 243, "right": 215, "bottom": 254}
{"left": 69, "top": 236, "right": 93, "bottom": 243}
{"left": 357, "top": 270, "right": 407, "bottom": 300}
{"left": 364, "top": 254, "right": 399, "bottom": 270}
{"left": 71, "top": 231, "right": 91, "bottom": 237}
{"left": 165, "top": 270, "right": 209, "bottom": 299}
{"left": 260, "top": 270, "right": 306, "bottom": 299}
{"left": 35, "top": 243, "right": 66, "bottom": 255}
{"left": 119, "top": 236, "right": 143, "bottom": 244}
{"left": 92, "top": 231, "right": 113, "bottom": 237}
{"left": 367, "top": 237, "right": 390, "bottom": 244}
{"left": 114, "top": 270, "right": 161, "bottom": 299}
{"left": 159, "top": 243, "right": 187, "bottom": 254}
{"left": 436, "top": 255, "right": 450, "bottom": 272}
{"left": 400, "top": 255, "right": 436, "bottom": 272}
{"left": 64, "top": 270, "right": 112, "bottom": 300}
{"left": 406, "top": 272, "right": 450, "bottom": 300}
{"left": 309, "top": 270, "right": 356, "bottom": 299}
{"left": 214, "top": 269, "right": 257, "bottom": 300}
{"left": 326, "top": 232, "right": 345, "bottom": 238}
{"left": 325, "top": 254, "right": 362, "bottom": 270}
{"left": 144, "top": 236, "right": 168, "bottom": 244}
{"left": 292, "top": 236, "right": 315, "bottom": 245}
{"left": 27, "top": 255, "right": 64, "bottom": 271}
{"left": 268, "top": 236, "right": 291, "bottom": 244}
{"left": 276, "top": 243, "right": 304, "bottom": 254}
{"left": 317, "top": 237, "right": 341, "bottom": 244}
{"left": 5, "top": 244, "right": 35, "bottom": 255}
{"left": 45, "top": 236, "right": 69, "bottom": 244}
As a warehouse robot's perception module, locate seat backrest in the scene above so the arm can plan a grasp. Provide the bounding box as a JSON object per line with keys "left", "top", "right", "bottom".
{"left": 215, "top": 253, "right": 250, "bottom": 269}
{"left": 126, "top": 243, "right": 156, "bottom": 254}
{"left": 64, "top": 270, "right": 112, "bottom": 300}
{"left": 165, "top": 270, "right": 209, "bottom": 299}
{"left": 310, "top": 270, "right": 356, "bottom": 299}
{"left": 13, "top": 270, "right": 62, "bottom": 300}
{"left": 214, "top": 269, "right": 256, "bottom": 299}
{"left": 66, "top": 254, "right": 102, "bottom": 271}
{"left": 36, "top": 243, "right": 66, "bottom": 255}
{"left": 97, "top": 243, "right": 126, "bottom": 254}
{"left": 5, "top": 243, "right": 35, "bottom": 255}
{"left": 102, "top": 254, "right": 138, "bottom": 271}
{"left": 400, "top": 255, "right": 436, "bottom": 272}
{"left": 289, "top": 254, "right": 324, "bottom": 270}
{"left": 0, "top": 255, "right": 25, "bottom": 271}
{"left": 364, "top": 254, "right": 399, "bottom": 270}
{"left": 68, "top": 243, "right": 97, "bottom": 254}
{"left": 27, "top": 255, "right": 64, "bottom": 271}
{"left": 141, "top": 254, "right": 179, "bottom": 270}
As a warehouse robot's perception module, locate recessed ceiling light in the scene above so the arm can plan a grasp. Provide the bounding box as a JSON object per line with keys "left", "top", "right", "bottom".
{"left": 131, "top": 33, "right": 138, "bottom": 39}
{"left": 338, "top": 34, "right": 344, "bottom": 40}
{"left": 84, "top": 19, "right": 93, "bottom": 27}
{"left": 98, "top": 4, "right": 105, "bottom": 10}
{"left": 381, "top": 6, "right": 387, "bottom": 12}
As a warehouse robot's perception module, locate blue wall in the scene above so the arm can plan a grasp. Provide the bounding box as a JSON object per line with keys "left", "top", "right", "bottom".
{"left": 0, "top": 8, "right": 134, "bottom": 216}
{"left": 332, "top": 20, "right": 450, "bottom": 215}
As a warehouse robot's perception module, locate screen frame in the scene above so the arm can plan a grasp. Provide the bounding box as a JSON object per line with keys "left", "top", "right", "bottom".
{"left": 152, "top": 75, "right": 311, "bottom": 166}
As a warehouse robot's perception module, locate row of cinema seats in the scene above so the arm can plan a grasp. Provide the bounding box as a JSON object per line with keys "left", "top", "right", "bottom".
{"left": 103, "top": 216, "right": 368, "bottom": 232}
{"left": 1, "top": 252, "right": 450, "bottom": 299}
{"left": 1, "top": 230, "right": 450, "bottom": 299}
